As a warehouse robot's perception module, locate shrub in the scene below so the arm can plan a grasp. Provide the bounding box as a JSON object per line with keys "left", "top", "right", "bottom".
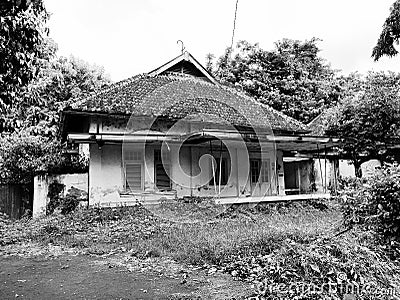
{"left": 339, "top": 163, "right": 400, "bottom": 252}
{"left": 60, "top": 187, "right": 86, "bottom": 214}
{"left": 0, "top": 133, "right": 88, "bottom": 185}
{"left": 47, "top": 183, "right": 86, "bottom": 215}
{"left": 46, "top": 180, "right": 65, "bottom": 215}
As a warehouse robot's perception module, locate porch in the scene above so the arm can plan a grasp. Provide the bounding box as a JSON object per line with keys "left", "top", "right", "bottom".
{"left": 68, "top": 128, "right": 339, "bottom": 207}
{"left": 98, "top": 192, "right": 331, "bottom": 207}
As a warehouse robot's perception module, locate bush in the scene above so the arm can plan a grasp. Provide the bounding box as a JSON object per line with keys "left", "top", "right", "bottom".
{"left": 47, "top": 182, "right": 86, "bottom": 215}
{"left": 60, "top": 187, "right": 87, "bottom": 214}
{"left": 46, "top": 180, "right": 65, "bottom": 214}
{"left": 339, "top": 163, "right": 400, "bottom": 252}
{"left": 0, "top": 132, "right": 88, "bottom": 185}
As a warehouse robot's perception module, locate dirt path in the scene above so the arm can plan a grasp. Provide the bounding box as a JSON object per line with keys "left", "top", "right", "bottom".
{"left": 0, "top": 254, "right": 251, "bottom": 300}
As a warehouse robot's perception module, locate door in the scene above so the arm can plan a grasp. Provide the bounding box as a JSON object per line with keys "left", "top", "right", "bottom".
{"left": 283, "top": 162, "right": 300, "bottom": 194}
{"left": 124, "top": 149, "right": 144, "bottom": 191}
{"left": 125, "top": 163, "right": 143, "bottom": 191}
{"left": 154, "top": 150, "right": 171, "bottom": 191}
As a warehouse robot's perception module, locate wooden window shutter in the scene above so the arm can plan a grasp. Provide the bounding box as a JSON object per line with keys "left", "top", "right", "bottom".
{"left": 125, "top": 163, "right": 142, "bottom": 190}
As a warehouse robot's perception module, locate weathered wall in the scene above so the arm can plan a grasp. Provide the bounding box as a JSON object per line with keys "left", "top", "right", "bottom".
{"left": 326, "top": 158, "right": 381, "bottom": 180}
{"left": 33, "top": 173, "right": 88, "bottom": 218}
{"left": 87, "top": 140, "right": 284, "bottom": 204}
{"left": 85, "top": 117, "right": 287, "bottom": 203}
{"left": 89, "top": 144, "right": 123, "bottom": 205}
{"left": 285, "top": 158, "right": 383, "bottom": 195}
{"left": 339, "top": 159, "right": 355, "bottom": 177}
{"left": 170, "top": 143, "right": 282, "bottom": 198}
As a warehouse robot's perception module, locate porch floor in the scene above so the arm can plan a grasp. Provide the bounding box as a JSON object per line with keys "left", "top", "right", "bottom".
{"left": 214, "top": 193, "right": 331, "bottom": 205}
{"left": 98, "top": 192, "right": 331, "bottom": 207}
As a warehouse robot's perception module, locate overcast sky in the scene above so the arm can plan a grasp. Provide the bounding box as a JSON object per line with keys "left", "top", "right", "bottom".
{"left": 44, "top": 0, "right": 400, "bottom": 82}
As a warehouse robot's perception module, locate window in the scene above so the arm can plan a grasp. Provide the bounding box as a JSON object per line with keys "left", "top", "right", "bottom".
{"left": 210, "top": 157, "right": 229, "bottom": 185}
{"left": 125, "top": 150, "right": 142, "bottom": 161}
{"left": 250, "top": 160, "right": 261, "bottom": 184}
{"left": 261, "top": 160, "right": 270, "bottom": 182}
{"left": 250, "top": 159, "right": 270, "bottom": 183}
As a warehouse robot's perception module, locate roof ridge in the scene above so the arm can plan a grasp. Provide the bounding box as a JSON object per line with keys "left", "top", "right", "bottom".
{"left": 154, "top": 72, "right": 217, "bottom": 86}
{"left": 148, "top": 51, "right": 218, "bottom": 85}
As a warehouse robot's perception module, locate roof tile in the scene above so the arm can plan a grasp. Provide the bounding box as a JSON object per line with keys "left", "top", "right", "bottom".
{"left": 69, "top": 73, "right": 308, "bottom": 133}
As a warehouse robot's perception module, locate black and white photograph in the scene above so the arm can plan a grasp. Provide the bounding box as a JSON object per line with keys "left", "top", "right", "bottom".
{"left": 1, "top": 0, "right": 400, "bottom": 299}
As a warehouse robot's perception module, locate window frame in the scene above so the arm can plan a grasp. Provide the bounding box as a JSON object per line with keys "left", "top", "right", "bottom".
{"left": 250, "top": 158, "right": 270, "bottom": 184}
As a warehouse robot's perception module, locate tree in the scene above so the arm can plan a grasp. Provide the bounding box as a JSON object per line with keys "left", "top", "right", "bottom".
{"left": 326, "top": 72, "right": 400, "bottom": 177}
{"left": 372, "top": 0, "right": 400, "bottom": 61}
{"left": 0, "top": 1, "right": 111, "bottom": 187}
{"left": 212, "top": 39, "right": 341, "bottom": 123}
{"left": 0, "top": 0, "right": 50, "bottom": 110}
{"left": 205, "top": 53, "right": 215, "bottom": 73}
{"left": 1, "top": 53, "right": 111, "bottom": 135}
{"left": 0, "top": 54, "right": 111, "bottom": 184}
{"left": 17, "top": 55, "right": 111, "bottom": 137}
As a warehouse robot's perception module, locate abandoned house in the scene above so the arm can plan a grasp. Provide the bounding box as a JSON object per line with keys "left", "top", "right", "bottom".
{"left": 61, "top": 52, "right": 339, "bottom": 207}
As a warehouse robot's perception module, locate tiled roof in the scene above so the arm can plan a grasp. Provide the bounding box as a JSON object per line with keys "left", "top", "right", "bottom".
{"left": 68, "top": 73, "right": 308, "bottom": 133}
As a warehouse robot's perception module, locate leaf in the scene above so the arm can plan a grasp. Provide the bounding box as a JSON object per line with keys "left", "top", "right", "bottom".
{"left": 309, "top": 263, "right": 320, "bottom": 273}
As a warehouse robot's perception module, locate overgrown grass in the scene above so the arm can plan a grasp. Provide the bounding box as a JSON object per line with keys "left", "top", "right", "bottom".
{"left": 138, "top": 206, "right": 341, "bottom": 265}
{"left": 0, "top": 201, "right": 340, "bottom": 262}
{"left": 1, "top": 200, "right": 399, "bottom": 299}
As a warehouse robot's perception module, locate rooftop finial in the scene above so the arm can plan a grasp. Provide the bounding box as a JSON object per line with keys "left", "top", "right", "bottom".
{"left": 177, "top": 40, "right": 185, "bottom": 54}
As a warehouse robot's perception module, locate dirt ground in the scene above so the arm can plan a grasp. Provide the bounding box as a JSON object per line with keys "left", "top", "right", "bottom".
{"left": 0, "top": 252, "right": 252, "bottom": 300}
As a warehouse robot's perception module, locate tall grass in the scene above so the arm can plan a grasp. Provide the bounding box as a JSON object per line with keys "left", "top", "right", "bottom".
{"left": 1, "top": 201, "right": 341, "bottom": 264}
{"left": 130, "top": 206, "right": 342, "bottom": 265}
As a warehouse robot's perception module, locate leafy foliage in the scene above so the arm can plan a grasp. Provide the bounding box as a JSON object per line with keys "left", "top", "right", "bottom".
{"left": 47, "top": 184, "right": 86, "bottom": 215}
{"left": 0, "top": 132, "right": 87, "bottom": 185}
{"left": 211, "top": 39, "right": 341, "bottom": 123}
{"left": 1, "top": 1, "right": 110, "bottom": 185}
{"left": 339, "top": 164, "right": 400, "bottom": 256}
{"left": 46, "top": 180, "right": 65, "bottom": 215}
{"left": 372, "top": 0, "right": 400, "bottom": 61}
{"left": 0, "top": 51, "right": 110, "bottom": 184}
{"left": 5, "top": 54, "right": 111, "bottom": 136}
{"left": 60, "top": 187, "right": 86, "bottom": 215}
{"left": 0, "top": 0, "right": 50, "bottom": 110}
{"left": 326, "top": 72, "right": 400, "bottom": 176}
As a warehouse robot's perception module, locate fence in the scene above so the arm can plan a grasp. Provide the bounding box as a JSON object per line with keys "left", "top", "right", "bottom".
{"left": 0, "top": 184, "right": 32, "bottom": 219}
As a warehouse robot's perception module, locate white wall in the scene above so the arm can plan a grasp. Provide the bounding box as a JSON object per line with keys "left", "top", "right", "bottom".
{"left": 339, "top": 159, "right": 355, "bottom": 177}
{"left": 361, "top": 159, "right": 381, "bottom": 177}
{"left": 86, "top": 141, "right": 284, "bottom": 205}
{"left": 337, "top": 159, "right": 381, "bottom": 178}
{"left": 33, "top": 173, "right": 88, "bottom": 218}
{"left": 89, "top": 144, "right": 123, "bottom": 205}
